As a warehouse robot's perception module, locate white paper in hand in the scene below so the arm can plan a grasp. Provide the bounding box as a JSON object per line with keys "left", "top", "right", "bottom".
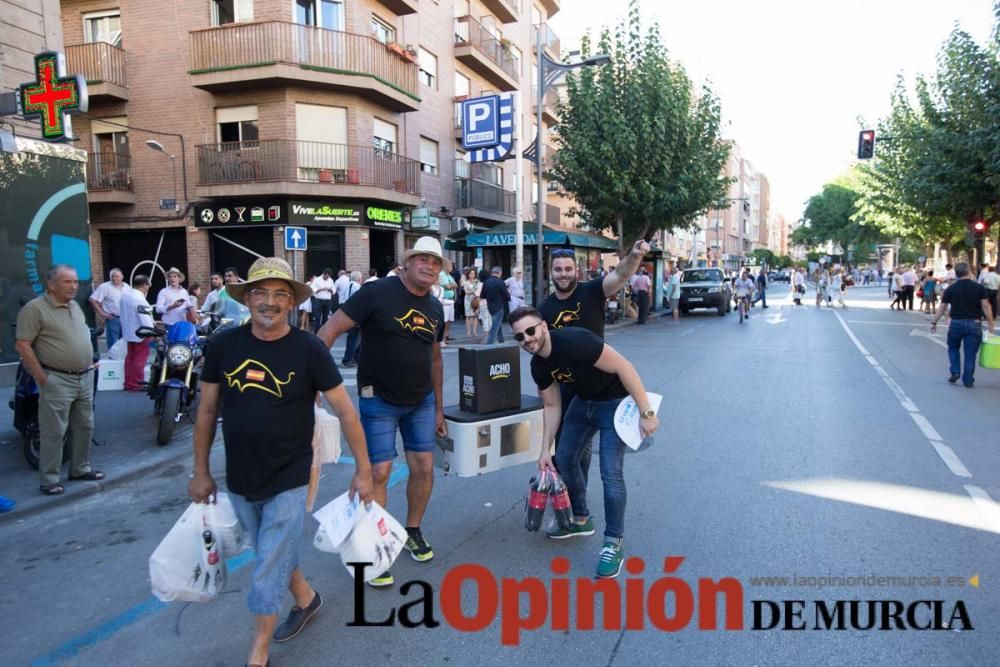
{"left": 312, "top": 492, "right": 360, "bottom": 552}
{"left": 614, "top": 393, "right": 662, "bottom": 450}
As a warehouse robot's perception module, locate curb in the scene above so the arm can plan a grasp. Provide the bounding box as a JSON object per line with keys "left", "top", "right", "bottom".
{"left": 0, "top": 439, "right": 197, "bottom": 527}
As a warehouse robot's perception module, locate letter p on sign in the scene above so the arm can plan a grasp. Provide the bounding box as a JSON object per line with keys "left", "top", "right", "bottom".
{"left": 462, "top": 95, "right": 500, "bottom": 149}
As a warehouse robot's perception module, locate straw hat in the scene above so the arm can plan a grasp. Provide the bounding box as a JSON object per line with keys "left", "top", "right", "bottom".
{"left": 401, "top": 236, "right": 452, "bottom": 272}
{"left": 166, "top": 267, "right": 186, "bottom": 283}
{"left": 225, "top": 257, "right": 313, "bottom": 306}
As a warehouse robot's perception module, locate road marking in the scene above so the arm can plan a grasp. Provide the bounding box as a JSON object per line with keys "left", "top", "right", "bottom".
{"left": 847, "top": 320, "right": 930, "bottom": 327}
{"left": 766, "top": 312, "right": 787, "bottom": 325}
{"left": 964, "top": 485, "right": 1000, "bottom": 533}
{"left": 832, "top": 310, "right": 972, "bottom": 483}
{"left": 909, "top": 328, "right": 948, "bottom": 348}
{"left": 930, "top": 441, "right": 972, "bottom": 478}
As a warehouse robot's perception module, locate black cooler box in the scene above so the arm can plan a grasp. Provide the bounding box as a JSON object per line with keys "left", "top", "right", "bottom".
{"left": 459, "top": 344, "right": 521, "bottom": 414}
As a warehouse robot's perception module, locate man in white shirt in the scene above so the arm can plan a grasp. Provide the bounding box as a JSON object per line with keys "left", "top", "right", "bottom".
{"left": 668, "top": 268, "right": 682, "bottom": 321}
{"left": 309, "top": 268, "right": 336, "bottom": 332}
{"left": 334, "top": 270, "right": 351, "bottom": 310}
{"left": 340, "top": 271, "right": 364, "bottom": 367}
{"left": 901, "top": 266, "right": 917, "bottom": 311}
{"left": 505, "top": 268, "right": 526, "bottom": 312}
{"left": 89, "top": 268, "right": 129, "bottom": 350}
{"left": 201, "top": 272, "right": 224, "bottom": 316}
{"left": 155, "top": 267, "right": 192, "bottom": 326}
{"left": 120, "top": 275, "right": 155, "bottom": 391}
{"left": 364, "top": 268, "right": 379, "bottom": 284}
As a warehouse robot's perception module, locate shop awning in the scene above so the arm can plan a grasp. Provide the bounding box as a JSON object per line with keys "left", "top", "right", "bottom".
{"left": 459, "top": 221, "right": 619, "bottom": 251}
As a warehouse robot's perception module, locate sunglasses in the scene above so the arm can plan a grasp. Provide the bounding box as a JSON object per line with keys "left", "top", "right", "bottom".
{"left": 513, "top": 321, "right": 544, "bottom": 341}
{"left": 551, "top": 249, "right": 575, "bottom": 258}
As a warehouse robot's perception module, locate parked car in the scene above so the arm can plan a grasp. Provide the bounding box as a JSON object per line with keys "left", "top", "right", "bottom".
{"left": 679, "top": 268, "right": 732, "bottom": 316}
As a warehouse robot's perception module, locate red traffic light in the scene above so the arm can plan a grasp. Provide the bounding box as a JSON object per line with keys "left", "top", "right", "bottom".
{"left": 972, "top": 221, "right": 986, "bottom": 232}
{"left": 857, "top": 130, "right": 875, "bottom": 159}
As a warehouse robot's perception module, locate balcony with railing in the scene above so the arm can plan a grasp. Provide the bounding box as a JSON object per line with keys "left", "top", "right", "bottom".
{"left": 454, "top": 16, "right": 519, "bottom": 91}
{"left": 65, "top": 42, "right": 128, "bottom": 101}
{"left": 532, "top": 24, "right": 561, "bottom": 60}
{"left": 482, "top": 0, "right": 519, "bottom": 24}
{"left": 538, "top": 0, "right": 561, "bottom": 17}
{"left": 86, "top": 152, "right": 134, "bottom": 205}
{"left": 196, "top": 140, "right": 421, "bottom": 205}
{"left": 374, "top": 0, "right": 418, "bottom": 15}
{"left": 454, "top": 159, "right": 515, "bottom": 223}
{"left": 189, "top": 22, "right": 420, "bottom": 112}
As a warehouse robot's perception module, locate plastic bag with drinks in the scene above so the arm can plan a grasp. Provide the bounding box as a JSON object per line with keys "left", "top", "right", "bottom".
{"left": 524, "top": 468, "right": 573, "bottom": 532}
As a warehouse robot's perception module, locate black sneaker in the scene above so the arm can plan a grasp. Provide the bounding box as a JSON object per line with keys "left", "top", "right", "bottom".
{"left": 273, "top": 592, "right": 322, "bottom": 642}
{"left": 405, "top": 530, "right": 434, "bottom": 562}
{"left": 948, "top": 373, "right": 960, "bottom": 384}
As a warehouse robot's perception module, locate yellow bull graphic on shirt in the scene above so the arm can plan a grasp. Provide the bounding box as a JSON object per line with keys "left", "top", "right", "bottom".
{"left": 224, "top": 359, "right": 295, "bottom": 398}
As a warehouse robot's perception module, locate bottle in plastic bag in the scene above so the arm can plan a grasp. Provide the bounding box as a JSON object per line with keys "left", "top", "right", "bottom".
{"left": 549, "top": 473, "right": 574, "bottom": 531}
{"left": 524, "top": 471, "right": 551, "bottom": 532}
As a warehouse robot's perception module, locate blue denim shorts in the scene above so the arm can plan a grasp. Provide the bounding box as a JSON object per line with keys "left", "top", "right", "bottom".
{"left": 360, "top": 391, "right": 436, "bottom": 464}
{"left": 228, "top": 485, "right": 308, "bottom": 615}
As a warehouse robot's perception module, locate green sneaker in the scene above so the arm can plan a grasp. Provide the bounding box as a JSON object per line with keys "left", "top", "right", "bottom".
{"left": 405, "top": 532, "right": 434, "bottom": 562}
{"left": 596, "top": 542, "right": 624, "bottom": 579}
{"left": 546, "top": 517, "right": 595, "bottom": 540}
{"left": 367, "top": 570, "right": 394, "bottom": 588}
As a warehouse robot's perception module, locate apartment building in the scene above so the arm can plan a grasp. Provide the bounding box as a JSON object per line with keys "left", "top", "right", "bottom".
{"left": 57, "top": 0, "right": 563, "bottom": 295}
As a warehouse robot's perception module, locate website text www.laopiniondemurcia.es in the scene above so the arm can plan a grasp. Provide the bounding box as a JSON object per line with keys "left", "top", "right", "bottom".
{"left": 345, "top": 556, "right": 974, "bottom": 645}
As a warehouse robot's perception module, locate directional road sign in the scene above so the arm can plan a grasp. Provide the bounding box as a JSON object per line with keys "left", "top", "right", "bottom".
{"left": 285, "top": 226, "right": 307, "bottom": 251}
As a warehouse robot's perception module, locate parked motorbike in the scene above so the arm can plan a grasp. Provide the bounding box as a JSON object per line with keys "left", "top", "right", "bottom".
{"left": 136, "top": 306, "right": 208, "bottom": 446}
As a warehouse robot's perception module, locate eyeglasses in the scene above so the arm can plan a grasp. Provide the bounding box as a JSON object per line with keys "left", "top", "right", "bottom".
{"left": 248, "top": 288, "right": 293, "bottom": 301}
{"left": 551, "top": 249, "right": 574, "bottom": 258}
{"left": 513, "top": 321, "right": 544, "bottom": 341}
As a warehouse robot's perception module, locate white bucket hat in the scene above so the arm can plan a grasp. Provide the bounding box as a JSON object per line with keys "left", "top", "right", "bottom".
{"left": 401, "top": 236, "right": 452, "bottom": 272}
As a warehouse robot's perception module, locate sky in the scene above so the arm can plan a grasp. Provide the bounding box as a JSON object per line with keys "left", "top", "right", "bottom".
{"left": 549, "top": 0, "right": 996, "bottom": 224}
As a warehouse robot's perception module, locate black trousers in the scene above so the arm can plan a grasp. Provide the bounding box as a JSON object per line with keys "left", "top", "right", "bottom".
{"left": 902, "top": 285, "right": 915, "bottom": 310}
{"left": 636, "top": 291, "right": 650, "bottom": 324}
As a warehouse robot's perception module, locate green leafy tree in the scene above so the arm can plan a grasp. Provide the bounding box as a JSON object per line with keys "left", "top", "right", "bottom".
{"left": 551, "top": 0, "right": 731, "bottom": 251}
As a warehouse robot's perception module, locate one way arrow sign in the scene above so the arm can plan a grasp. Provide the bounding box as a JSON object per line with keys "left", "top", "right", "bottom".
{"left": 285, "top": 226, "right": 307, "bottom": 251}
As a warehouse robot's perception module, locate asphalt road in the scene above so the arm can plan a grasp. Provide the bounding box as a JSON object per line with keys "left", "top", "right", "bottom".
{"left": 3, "top": 285, "right": 998, "bottom": 666}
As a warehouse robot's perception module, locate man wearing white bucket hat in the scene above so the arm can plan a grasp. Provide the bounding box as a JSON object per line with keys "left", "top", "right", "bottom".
{"left": 155, "top": 267, "right": 192, "bottom": 326}
{"left": 190, "top": 256, "right": 373, "bottom": 667}
{"left": 508, "top": 305, "right": 659, "bottom": 580}
{"left": 319, "top": 236, "right": 448, "bottom": 588}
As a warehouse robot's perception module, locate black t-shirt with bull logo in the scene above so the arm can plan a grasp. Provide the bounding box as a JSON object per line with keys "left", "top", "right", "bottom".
{"left": 539, "top": 277, "right": 607, "bottom": 338}
{"left": 530, "top": 328, "right": 627, "bottom": 402}
{"left": 201, "top": 324, "right": 343, "bottom": 501}
{"left": 340, "top": 276, "right": 444, "bottom": 406}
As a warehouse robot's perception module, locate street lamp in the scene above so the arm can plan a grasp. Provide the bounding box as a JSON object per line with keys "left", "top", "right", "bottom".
{"left": 531, "top": 28, "right": 612, "bottom": 305}
{"left": 146, "top": 139, "right": 179, "bottom": 212}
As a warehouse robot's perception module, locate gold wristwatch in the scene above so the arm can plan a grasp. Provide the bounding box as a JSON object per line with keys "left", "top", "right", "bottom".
{"left": 640, "top": 409, "right": 655, "bottom": 419}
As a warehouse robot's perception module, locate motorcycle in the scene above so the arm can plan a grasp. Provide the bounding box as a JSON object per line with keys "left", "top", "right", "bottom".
{"left": 136, "top": 306, "right": 208, "bottom": 446}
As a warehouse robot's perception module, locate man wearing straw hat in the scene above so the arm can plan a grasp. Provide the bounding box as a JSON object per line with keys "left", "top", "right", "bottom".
{"left": 155, "top": 267, "right": 192, "bottom": 326}
{"left": 318, "top": 236, "right": 448, "bottom": 588}
{"left": 189, "top": 256, "right": 373, "bottom": 667}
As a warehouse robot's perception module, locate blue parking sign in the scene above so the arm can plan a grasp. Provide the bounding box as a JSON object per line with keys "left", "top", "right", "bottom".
{"left": 285, "top": 226, "right": 307, "bottom": 251}
{"left": 462, "top": 95, "right": 501, "bottom": 150}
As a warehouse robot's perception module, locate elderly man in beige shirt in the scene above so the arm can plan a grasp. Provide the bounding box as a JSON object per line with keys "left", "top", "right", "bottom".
{"left": 16, "top": 264, "right": 104, "bottom": 495}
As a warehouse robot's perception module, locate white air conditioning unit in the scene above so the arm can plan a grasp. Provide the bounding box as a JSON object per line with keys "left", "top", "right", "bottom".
{"left": 454, "top": 217, "right": 469, "bottom": 230}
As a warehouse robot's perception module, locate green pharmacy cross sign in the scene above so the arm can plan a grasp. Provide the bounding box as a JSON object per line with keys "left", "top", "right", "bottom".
{"left": 17, "top": 52, "right": 89, "bottom": 142}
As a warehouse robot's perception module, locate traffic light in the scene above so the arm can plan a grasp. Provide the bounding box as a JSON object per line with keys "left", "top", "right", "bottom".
{"left": 970, "top": 220, "right": 989, "bottom": 240}
{"left": 857, "top": 130, "right": 875, "bottom": 159}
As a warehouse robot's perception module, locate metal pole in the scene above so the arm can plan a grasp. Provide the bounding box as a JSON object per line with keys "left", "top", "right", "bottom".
{"left": 535, "top": 24, "right": 545, "bottom": 306}
{"left": 514, "top": 90, "right": 524, "bottom": 277}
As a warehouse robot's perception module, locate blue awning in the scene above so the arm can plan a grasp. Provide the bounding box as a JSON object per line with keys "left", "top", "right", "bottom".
{"left": 463, "top": 222, "right": 618, "bottom": 250}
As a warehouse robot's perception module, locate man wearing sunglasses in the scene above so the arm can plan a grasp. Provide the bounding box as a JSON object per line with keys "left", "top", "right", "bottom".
{"left": 539, "top": 239, "right": 650, "bottom": 492}
{"left": 509, "top": 306, "right": 659, "bottom": 578}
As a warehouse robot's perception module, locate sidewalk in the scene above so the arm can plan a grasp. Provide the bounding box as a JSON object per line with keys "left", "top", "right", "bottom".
{"left": 0, "top": 385, "right": 199, "bottom": 525}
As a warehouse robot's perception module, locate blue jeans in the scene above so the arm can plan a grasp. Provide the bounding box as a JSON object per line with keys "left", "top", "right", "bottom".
{"left": 554, "top": 396, "right": 627, "bottom": 539}
{"left": 228, "top": 485, "right": 308, "bottom": 615}
{"left": 947, "top": 320, "right": 982, "bottom": 386}
{"left": 342, "top": 326, "right": 361, "bottom": 364}
{"left": 360, "top": 391, "right": 436, "bottom": 464}
{"left": 557, "top": 383, "right": 591, "bottom": 486}
{"left": 105, "top": 317, "right": 122, "bottom": 350}
{"left": 487, "top": 307, "right": 504, "bottom": 343}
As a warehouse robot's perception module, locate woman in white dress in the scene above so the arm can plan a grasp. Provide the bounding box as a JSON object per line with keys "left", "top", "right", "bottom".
{"left": 828, "top": 268, "right": 846, "bottom": 308}
{"left": 462, "top": 268, "right": 480, "bottom": 337}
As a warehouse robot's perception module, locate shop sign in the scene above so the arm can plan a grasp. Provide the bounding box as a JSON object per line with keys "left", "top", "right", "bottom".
{"left": 289, "top": 202, "right": 362, "bottom": 226}
{"left": 194, "top": 202, "right": 283, "bottom": 228}
{"left": 366, "top": 205, "right": 403, "bottom": 230}
{"left": 409, "top": 207, "right": 440, "bottom": 232}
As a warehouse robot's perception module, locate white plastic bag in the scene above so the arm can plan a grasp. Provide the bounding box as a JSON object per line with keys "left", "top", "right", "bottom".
{"left": 106, "top": 338, "right": 127, "bottom": 360}
{"left": 213, "top": 493, "right": 248, "bottom": 556}
{"left": 313, "top": 406, "right": 341, "bottom": 464}
{"left": 314, "top": 499, "right": 406, "bottom": 583}
{"left": 149, "top": 502, "right": 228, "bottom": 603}
{"left": 312, "top": 491, "right": 360, "bottom": 553}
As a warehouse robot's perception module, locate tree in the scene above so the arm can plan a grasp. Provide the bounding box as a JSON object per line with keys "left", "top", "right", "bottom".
{"left": 551, "top": 0, "right": 731, "bottom": 252}
{"left": 750, "top": 248, "right": 776, "bottom": 267}
{"left": 792, "top": 174, "right": 886, "bottom": 255}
